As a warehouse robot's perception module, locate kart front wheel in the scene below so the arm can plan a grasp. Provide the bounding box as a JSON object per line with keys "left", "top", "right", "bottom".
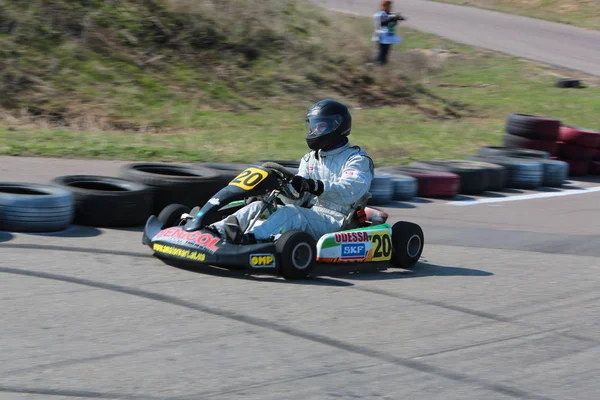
{"left": 157, "top": 203, "right": 190, "bottom": 229}
{"left": 276, "top": 231, "right": 316, "bottom": 280}
{"left": 391, "top": 221, "right": 424, "bottom": 269}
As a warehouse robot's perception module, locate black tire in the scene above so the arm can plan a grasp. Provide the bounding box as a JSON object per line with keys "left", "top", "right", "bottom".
{"left": 157, "top": 204, "right": 190, "bottom": 229}
{"left": 51, "top": 175, "right": 153, "bottom": 227}
{"left": 409, "top": 160, "right": 488, "bottom": 195}
{"left": 276, "top": 230, "right": 316, "bottom": 280}
{"left": 505, "top": 113, "right": 560, "bottom": 141}
{"left": 390, "top": 221, "right": 424, "bottom": 269}
{"left": 502, "top": 133, "right": 558, "bottom": 155}
{"left": 479, "top": 146, "right": 550, "bottom": 159}
{"left": 119, "top": 163, "right": 222, "bottom": 215}
{"left": 556, "top": 78, "right": 581, "bottom": 88}
{"left": 0, "top": 182, "right": 74, "bottom": 232}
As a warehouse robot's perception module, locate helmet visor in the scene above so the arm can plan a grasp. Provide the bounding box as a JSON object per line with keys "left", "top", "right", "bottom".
{"left": 305, "top": 115, "right": 343, "bottom": 138}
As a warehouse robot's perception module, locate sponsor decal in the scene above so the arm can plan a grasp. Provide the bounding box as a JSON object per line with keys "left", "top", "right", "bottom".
{"left": 229, "top": 168, "right": 268, "bottom": 190}
{"left": 208, "top": 198, "right": 220, "bottom": 206}
{"left": 341, "top": 243, "right": 366, "bottom": 260}
{"left": 250, "top": 254, "right": 276, "bottom": 268}
{"left": 154, "top": 227, "right": 220, "bottom": 252}
{"left": 153, "top": 243, "right": 206, "bottom": 261}
{"left": 334, "top": 231, "right": 368, "bottom": 243}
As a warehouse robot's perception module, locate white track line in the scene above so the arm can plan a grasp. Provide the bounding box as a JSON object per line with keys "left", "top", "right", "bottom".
{"left": 447, "top": 186, "right": 600, "bottom": 206}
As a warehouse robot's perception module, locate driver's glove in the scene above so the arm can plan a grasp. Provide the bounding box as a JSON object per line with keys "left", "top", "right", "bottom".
{"left": 291, "top": 175, "right": 324, "bottom": 196}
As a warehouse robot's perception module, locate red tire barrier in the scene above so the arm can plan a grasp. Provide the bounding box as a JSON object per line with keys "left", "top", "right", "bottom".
{"left": 505, "top": 113, "right": 560, "bottom": 141}
{"left": 593, "top": 149, "right": 600, "bottom": 161}
{"left": 502, "top": 133, "right": 558, "bottom": 154}
{"left": 556, "top": 141, "right": 594, "bottom": 160}
{"left": 558, "top": 125, "right": 600, "bottom": 148}
{"left": 383, "top": 167, "right": 460, "bottom": 198}
{"left": 561, "top": 159, "right": 589, "bottom": 176}
{"left": 589, "top": 161, "right": 600, "bottom": 175}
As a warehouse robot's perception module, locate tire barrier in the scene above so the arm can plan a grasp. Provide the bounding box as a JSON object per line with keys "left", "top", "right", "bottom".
{"left": 558, "top": 158, "right": 589, "bottom": 176}
{"left": 0, "top": 182, "right": 74, "bottom": 232}
{"left": 378, "top": 166, "right": 460, "bottom": 198}
{"left": 558, "top": 125, "right": 600, "bottom": 148}
{"left": 502, "top": 133, "right": 558, "bottom": 155}
{"left": 593, "top": 149, "right": 600, "bottom": 162}
{"left": 374, "top": 168, "right": 419, "bottom": 200}
{"left": 409, "top": 160, "right": 490, "bottom": 195}
{"left": 51, "top": 175, "right": 153, "bottom": 227}
{"left": 479, "top": 146, "right": 550, "bottom": 159}
{"left": 468, "top": 156, "right": 543, "bottom": 189}
{"left": 392, "top": 174, "right": 419, "bottom": 201}
{"left": 367, "top": 174, "right": 394, "bottom": 205}
{"left": 556, "top": 142, "right": 594, "bottom": 160}
{"left": 505, "top": 113, "right": 561, "bottom": 141}
{"left": 478, "top": 148, "right": 568, "bottom": 187}
{"left": 589, "top": 161, "right": 600, "bottom": 175}
{"left": 374, "top": 168, "right": 420, "bottom": 200}
{"left": 119, "top": 163, "right": 223, "bottom": 215}
{"left": 529, "top": 158, "right": 568, "bottom": 187}
{"left": 467, "top": 160, "right": 509, "bottom": 191}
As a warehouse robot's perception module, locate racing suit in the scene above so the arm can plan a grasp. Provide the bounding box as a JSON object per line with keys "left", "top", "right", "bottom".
{"left": 211, "top": 141, "right": 374, "bottom": 241}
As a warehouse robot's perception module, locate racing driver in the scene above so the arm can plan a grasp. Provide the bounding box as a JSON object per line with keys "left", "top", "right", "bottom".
{"left": 209, "top": 99, "right": 374, "bottom": 244}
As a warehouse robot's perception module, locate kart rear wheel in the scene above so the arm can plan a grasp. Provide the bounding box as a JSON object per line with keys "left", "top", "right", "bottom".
{"left": 158, "top": 204, "right": 190, "bottom": 228}
{"left": 276, "top": 230, "right": 316, "bottom": 280}
{"left": 391, "top": 221, "right": 424, "bottom": 269}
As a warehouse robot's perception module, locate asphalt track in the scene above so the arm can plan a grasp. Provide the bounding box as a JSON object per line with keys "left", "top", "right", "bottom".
{"left": 317, "top": 0, "right": 600, "bottom": 76}
{"left": 2, "top": 155, "right": 600, "bottom": 400}
{"left": 2, "top": 3, "right": 600, "bottom": 398}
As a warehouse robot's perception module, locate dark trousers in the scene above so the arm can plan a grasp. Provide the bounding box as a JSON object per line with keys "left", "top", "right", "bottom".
{"left": 376, "top": 43, "right": 391, "bottom": 64}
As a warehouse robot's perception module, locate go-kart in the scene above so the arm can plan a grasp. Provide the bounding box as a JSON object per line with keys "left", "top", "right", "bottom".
{"left": 142, "top": 162, "right": 424, "bottom": 280}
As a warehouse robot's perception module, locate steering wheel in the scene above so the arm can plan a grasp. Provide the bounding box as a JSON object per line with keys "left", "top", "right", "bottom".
{"left": 261, "top": 162, "right": 302, "bottom": 200}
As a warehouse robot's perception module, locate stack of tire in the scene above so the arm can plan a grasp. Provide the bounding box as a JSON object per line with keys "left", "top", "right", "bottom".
{"left": 554, "top": 125, "right": 600, "bottom": 176}
{"left": 407, "top": 160, "right": 507, "bottom": 194}
{"left": 592, "top": 147, "right": 600, "bottom": 175}
{"left": 502, "top": 113, "right": 600, "bottom": 178}
{"left": 367, "top": 173, "right": 395, "bottom": 205}
{"left": 46, "top": 162, "right": 230, "bottom": 228}
{"left": 472, "top": 147, "right": 568, "bottom": 188}
{"left": 375, "top": 166, "right": 460, "bottom": 198}
{"left": 0, "top": 182, "right": 75, "bottom": 233}
{"left": 503, "top": 114, "right": 560, "bottom": 155}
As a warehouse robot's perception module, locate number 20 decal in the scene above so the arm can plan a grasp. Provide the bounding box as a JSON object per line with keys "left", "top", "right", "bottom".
{"left": 229, "top": 168, "right": 268, "bottom": 190}
{"left": 371, "top": 233, "right": 392, "bottom": 261}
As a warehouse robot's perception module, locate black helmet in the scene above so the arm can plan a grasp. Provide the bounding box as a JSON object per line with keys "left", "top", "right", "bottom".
{"left": 305, "top": 99, "right": 352, "bottom": 151}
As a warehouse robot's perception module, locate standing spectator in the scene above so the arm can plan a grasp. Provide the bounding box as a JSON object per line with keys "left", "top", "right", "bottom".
{"left": 372, "top": 0, "right": 405, "bottom": 65}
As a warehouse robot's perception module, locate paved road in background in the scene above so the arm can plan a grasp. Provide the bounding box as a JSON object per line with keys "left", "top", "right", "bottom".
{"left": 2, "top": 156, "right": 600, "bottom": 399}
{"left": 317, "top": 0, "right": 600, "bottom": 76}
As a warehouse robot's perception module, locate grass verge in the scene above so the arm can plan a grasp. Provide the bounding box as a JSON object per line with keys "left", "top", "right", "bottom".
{"left": 1, "top": 3, "right": 599, "bottom": 167}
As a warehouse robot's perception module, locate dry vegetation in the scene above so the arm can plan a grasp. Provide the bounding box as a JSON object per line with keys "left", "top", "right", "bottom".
{"left": 0, "top": 0, "right": 456, "bottom": 131}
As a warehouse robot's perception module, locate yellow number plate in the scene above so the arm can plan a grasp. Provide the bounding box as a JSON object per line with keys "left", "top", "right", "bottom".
{"left": 370, "top": 232, "right": 392, "bottom": 262}
{"left": 229, "top": 168, "right": 269, "bottom": 190}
